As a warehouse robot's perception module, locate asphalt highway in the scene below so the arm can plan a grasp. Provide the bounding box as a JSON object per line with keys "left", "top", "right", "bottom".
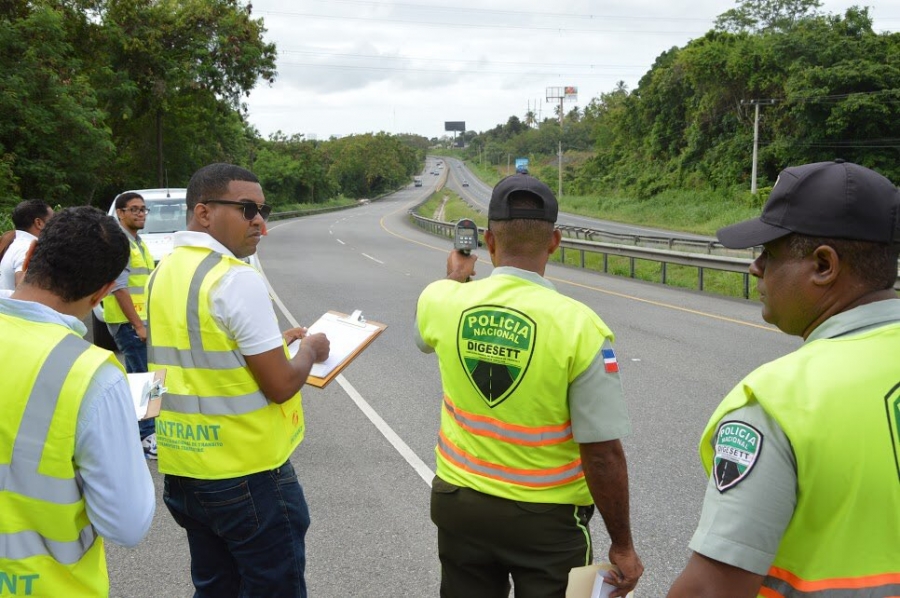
{"left": 105, "top": 174, "right": 799, "bottom": 597}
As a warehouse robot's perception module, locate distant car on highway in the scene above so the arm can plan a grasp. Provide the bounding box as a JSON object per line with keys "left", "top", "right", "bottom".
{"left": 462, "top": 180, "right": 469, "bottom": 187}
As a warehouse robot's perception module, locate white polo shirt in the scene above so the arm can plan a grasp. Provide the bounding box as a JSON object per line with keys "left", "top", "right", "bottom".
{"left": 0, "top": 230, "right": 37, "bottom": 291}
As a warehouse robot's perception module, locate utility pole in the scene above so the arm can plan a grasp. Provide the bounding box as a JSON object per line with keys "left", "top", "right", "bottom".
{"left": 546, "top": 86, "right": 577, "bottom": 198}
{"left": 741, "top": 99, "right": 776, "bottom": 194}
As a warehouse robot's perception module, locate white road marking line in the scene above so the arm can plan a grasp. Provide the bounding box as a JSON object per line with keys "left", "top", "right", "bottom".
{"left": 257, "top": 256, "right": 434, "bottom": 488}
{"left": 337, "top": 239, "right": 345, "bottom": 245}
{"left": 362, "top": 253, "right": 384, "bottom": 264}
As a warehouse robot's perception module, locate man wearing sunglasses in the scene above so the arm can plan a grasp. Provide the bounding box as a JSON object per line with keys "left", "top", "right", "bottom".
{"left": 102, "top": 191, "right": 158, "bottom": 459}
{"left": 146, "top": 162, "right": 329, "bottom": 598}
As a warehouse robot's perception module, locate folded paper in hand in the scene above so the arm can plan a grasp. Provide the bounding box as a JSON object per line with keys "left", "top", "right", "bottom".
{"left": 128, "top": 371, "right": 167, "bottom": 420}
{"left": 566, "top": 564, "right": 635, "bottom": 598}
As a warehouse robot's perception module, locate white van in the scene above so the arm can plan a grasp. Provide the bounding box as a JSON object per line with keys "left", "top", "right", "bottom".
{"left": 91, "top": 188, "right": 189, "bottom": 348}
{"left": 92, "top": 187, "right": 264, "bottom": 350}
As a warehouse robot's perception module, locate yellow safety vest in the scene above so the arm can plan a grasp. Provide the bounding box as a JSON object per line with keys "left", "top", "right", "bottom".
{"left": 101, "top": 234, "right": 154, "bottom": 324}
{"left": 0, "top": 312, "right": 120, "bottom": 597}
{"left": 418, "top": 274, "right": 615, "bottom": 505}
{"left": 700, "top": 323, "right": 900, "bottom": 598}
{"left": 147, "top": 245, "right": 304, "bottom": 479}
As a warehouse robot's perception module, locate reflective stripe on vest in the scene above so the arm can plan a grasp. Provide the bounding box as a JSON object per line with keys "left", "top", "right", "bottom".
{"left": 146, "top": 245, "right": 304, "bottom": 479}
{"left": 102, "top": 235, "right": 154, "bottom": 324}
{"left": 443, "top": 396, "right": 573, "bottom": 446}
{"left": 0, "top": 525, "right": 97, "bottom": 565}
{"left": 0, "top": 334, "right": 98, "bottom": 563}
{"left": 147, "top": 252, "right": 268, "bottom": 416}
{"left": 437, "top": 430, "right": 584, "bottom": 487}
{"left": 761, "top": 568, "right": 900, "bottom": 597}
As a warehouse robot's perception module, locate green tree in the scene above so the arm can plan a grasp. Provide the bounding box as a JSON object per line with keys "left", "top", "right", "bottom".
{"left": 715, "top": 0, "right": 822, "bottom": 33}
{"left": 0, "top": 5, "right": 114, "bottom": 203}
{"left": 96, "top": 0, "right": 276, "bottom": 188}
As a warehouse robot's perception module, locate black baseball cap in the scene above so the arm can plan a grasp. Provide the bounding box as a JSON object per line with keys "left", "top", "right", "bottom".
{"left": 489, "top": 174, "right": 559, "bottom": 223}
{"left": 717, "top": 160, "right": 900, "bottom": 249}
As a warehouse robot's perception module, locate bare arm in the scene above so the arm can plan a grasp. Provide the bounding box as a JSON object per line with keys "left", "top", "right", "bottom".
{"left": 244, "top": 332, "right": 329, "bottom": 404}
{"left": 580, "top": 440, "right": 643, "bottom": 597}
{"left": 667, "top": 552, "right": 764, "bottom": 598}
{"left": 112, "top": 288, "right": 147, "bottom": 341}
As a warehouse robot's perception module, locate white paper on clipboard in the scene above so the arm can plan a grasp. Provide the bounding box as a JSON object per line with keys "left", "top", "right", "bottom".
{"left": 287, "top": 311, "right": 382, "bottom": 379}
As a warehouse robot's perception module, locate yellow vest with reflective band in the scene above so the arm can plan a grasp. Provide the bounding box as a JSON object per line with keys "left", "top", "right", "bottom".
{"left": 147, "top": 245, "right": 304, "bottom": 479}
{"left": 101, "top": 234, "right": 154, "bottom": 324}
{"left": 0, "top": 312, "right": 120, "bottom": 597}
{"left": 700, "top": 323, "right": 900, "bottom": 598}
{"left": 418, "top": 274, "right": 615, "bottom": 505}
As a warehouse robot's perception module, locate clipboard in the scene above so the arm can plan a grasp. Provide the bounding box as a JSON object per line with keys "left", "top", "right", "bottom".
{"left": 288, "top": 310, "right": 386, "bottom": 388}
{"left": 127, "top": 369, "right": 167, "bottom": 421}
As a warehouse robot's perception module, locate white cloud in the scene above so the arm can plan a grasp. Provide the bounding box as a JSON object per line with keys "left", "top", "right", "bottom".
{"left": 245, "top": 0, "right": 900, "bottom": 140}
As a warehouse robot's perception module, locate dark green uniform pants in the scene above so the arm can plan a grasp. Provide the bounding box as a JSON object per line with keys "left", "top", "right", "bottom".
{"left": 431, "top": 476, "right": 594, "bottom": 598}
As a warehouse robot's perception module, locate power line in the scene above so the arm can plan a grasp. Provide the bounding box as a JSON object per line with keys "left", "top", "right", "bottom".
{"left": 261, "top": 10, "right": 709, "bottom": 36}
{"left": 279, "top": 49, "right": 645, "bottom": 71}
{"left": 272, "top": 0, "right": 719, "bottom": 23}
{"left": 276, "top": 60, "right": 646, "bottom": 78}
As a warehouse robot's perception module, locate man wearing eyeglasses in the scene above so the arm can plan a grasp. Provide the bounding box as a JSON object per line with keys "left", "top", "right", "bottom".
{"left": 102, "top": 191, "right": 158, "bottom": 459}
{"left": 146, "top": 162, "right": 330, "bottom": 598}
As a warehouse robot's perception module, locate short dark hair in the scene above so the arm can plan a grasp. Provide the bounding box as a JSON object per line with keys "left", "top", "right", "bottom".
{"left": 23, "top": 207, "right": 129, "bottom": 302}
{"left": 186, "top": 163, "right": 259, "bottom": 211}
{"left": 12, "top": 199, "right": 52, "bottom": 230}
{"left": 114, "top": 192, "right": 144, "bottom": 211}
{"left": 787, "top": 234, "right": 900, "bottom": 290}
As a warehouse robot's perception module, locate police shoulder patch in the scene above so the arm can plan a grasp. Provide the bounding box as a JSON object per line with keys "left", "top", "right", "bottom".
{"left": 713, "top": 420, "right": 763, "bottom": 492}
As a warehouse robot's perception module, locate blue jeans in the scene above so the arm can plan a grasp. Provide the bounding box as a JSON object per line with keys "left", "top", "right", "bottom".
{"left": 163, "top": 460, "right": 310, "bottom": 598}
{"left": 112, "top": 323, "right": 155, "bottom": 439}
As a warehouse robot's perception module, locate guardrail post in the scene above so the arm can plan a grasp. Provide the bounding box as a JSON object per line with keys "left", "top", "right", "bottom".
{"left": 661, "top": 262, "right": 667, "bottom": 285}
{"left": 699, "top": 267, "right": 705, "bottom": 291}
{"left": 603, "top": 253, "right": 608, "bottom": 273}
{"left": 580, "top": 250, "right": 585, "bottom": 269}
{"left": 743, "top": 273, "right": 750, "bottom": 299}
{"left": 630, "top": 257, "right": 635, "bottom": 278}
{"left": 561, "top": 247, "right": 566, "bottom": 263}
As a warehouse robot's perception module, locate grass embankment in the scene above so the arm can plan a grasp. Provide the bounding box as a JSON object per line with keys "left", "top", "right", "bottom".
{"left": 420, "top": 161, "right": 762, "bottom": 300}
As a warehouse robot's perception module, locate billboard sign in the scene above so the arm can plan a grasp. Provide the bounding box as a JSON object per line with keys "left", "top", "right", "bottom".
{"left": 444, "top": 121, "right": 466, "bottom": 132}
{"left": 546, "top": 87, "right": 578, "bottom": 102}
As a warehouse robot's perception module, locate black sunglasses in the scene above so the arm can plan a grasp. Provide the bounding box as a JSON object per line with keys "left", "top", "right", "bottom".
{"left": 202, "top": 199, "right": 272, "bottom": 222}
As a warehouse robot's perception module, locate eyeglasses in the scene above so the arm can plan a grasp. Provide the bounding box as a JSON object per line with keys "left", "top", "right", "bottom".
{"left": 202, "top": 199, "right": 272, "bottom": 222}
{"left": 119, "top": 206, "right": 150, "bottom": 215}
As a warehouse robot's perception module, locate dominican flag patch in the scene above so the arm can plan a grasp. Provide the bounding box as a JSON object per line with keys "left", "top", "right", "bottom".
{"left": 601, "top": 348, "right": 619, "bottom": 373}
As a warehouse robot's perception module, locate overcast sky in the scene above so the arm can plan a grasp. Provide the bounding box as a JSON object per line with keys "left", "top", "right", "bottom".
{"left": 244, "top": 0, "right": 900, "bottom": 141}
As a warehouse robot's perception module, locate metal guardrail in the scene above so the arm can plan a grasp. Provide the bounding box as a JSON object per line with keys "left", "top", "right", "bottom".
{"left": 409, "top": 211, "right": 759, "bottom": 297}
{"left": 411, "top": 212, "right": 900, "bottom": 296}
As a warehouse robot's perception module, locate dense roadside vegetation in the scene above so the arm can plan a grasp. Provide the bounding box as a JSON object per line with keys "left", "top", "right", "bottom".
{"left": 0, "top": 0, "right": 428, "bottom": 216}
{"left": 3, "top": 0, "right": 899, "bottom": 239}
{"left": 454, "top": 0, "right": 900, "bottom": 224}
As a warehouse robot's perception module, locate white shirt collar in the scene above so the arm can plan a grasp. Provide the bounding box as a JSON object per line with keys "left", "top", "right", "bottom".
{"left": 173, "top": 230, "right": 237, "bottom": 259}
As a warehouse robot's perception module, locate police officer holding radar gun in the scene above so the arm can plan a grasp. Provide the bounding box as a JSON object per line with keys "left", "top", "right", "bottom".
{"left": 667, "top": 160, "right": 900, "bottom": 598}
{"left": 416, "top": 174, "right": 643, "bottom": 598}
